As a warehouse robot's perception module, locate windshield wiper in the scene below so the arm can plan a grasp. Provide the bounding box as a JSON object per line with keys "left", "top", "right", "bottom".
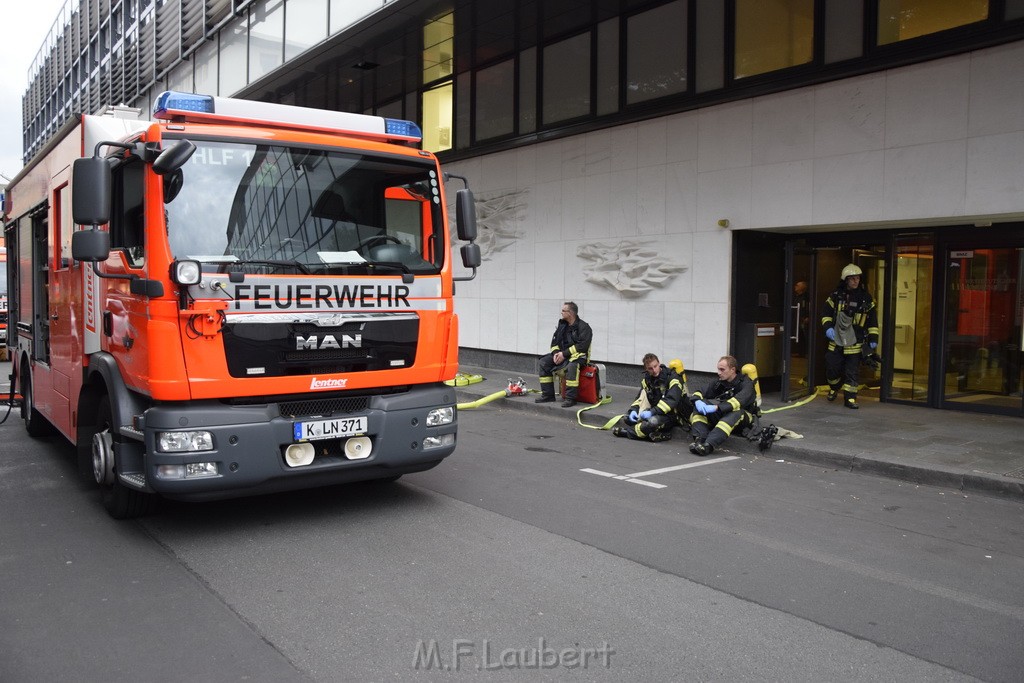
{"left": 367, "top": 261, "right": 415, "bottom": 283}
{"left": 223, "top": 259, "right": 312, "bottom": 274}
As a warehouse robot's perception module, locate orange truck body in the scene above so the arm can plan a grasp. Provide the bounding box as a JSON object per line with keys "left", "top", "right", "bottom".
{"left": 2, "top": 93, "right": 478, "bottom": 516}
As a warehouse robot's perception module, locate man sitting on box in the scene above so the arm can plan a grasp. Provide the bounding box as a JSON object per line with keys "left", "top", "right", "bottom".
{"left": 534, "top": 301, "right": 593, "bottom": 408}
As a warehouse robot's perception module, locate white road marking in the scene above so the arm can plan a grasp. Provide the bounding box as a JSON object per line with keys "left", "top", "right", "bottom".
{"left": 580, "top": 455, "right": 738, "bottom": 490}
{"left": 626, "top": 456, "right": 740, "bottom": 478}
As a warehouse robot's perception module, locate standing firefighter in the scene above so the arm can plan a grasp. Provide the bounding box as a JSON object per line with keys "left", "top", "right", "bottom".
{"left": 534, "top": 301, "right": 593, "bottom": 407}
{"left": 821, "top": 263, "right": 879, "bottom": 409}
{"left": 614, "top": 353, "right": 686, "bottom": 442}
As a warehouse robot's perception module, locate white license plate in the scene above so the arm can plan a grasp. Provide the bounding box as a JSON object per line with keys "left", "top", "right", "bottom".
{"left": 293, "top": 416, "right": 368, "bottom": 441}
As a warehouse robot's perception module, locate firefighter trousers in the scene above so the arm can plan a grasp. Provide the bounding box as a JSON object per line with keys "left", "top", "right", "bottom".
{"left": 690, "top": 410, "right": 751, "bottom": 448}
{"left": 538, "top": 354, "right": 580, "bottom": 400}
{"left": 825, "top": 346, "right": 861, "bottom": 400}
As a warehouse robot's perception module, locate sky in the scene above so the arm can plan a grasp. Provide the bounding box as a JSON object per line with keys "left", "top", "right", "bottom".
{"left": 0, "top": 0, "right": 69, "bottom": 184}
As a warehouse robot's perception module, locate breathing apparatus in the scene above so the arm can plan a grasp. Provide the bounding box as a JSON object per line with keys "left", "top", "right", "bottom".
{"left": 741, "top": 363, "right": 777, "bottom": 452}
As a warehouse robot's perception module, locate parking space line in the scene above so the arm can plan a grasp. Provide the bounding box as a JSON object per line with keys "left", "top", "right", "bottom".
{"left": 581, "top": 455, "right": 739, "bottom": 490}
{"left": 626, "top": 456, "right": 740, "bottom": 478}
{"left": 579, "top": 468, "right": 668, "bottom": 489}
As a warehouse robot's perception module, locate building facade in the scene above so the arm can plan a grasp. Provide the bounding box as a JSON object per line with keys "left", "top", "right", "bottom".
{"left": 19, "top": 0, "right": 1024, "bottom": 415}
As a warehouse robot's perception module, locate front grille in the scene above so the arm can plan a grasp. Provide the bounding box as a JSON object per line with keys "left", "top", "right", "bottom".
{"left": 278, "top": 396, "right": 371, "bottom": 418}
{"left": 284, "top": 348, "right": 367, "bottom": 362}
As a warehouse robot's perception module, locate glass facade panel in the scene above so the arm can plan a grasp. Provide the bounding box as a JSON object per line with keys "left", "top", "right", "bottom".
{"left": 626, "top": 0, "right": 687, "bottom": 105}
{"left": 735, "top": 0, "right": 814, "bottom": 79}
{"left": 250, "top": 0, "right": 284, "bottom": 82}
{"left": 891, "top": 238, "right": 934, "bottom": 403}
{"left": 422, "top": 82, "right": 453, "bottom": 152}
{"left": 220, "top": 15, "right": 248, "bottom": 95}
{"left": 543, "top": 32, "right": 591, "bottom": 124}
{"left": 944, "top": 247, "right": 1023, "bottom": 411}
{"left": 195, "top": 39, "right": 218, "bottom": 96}
{"left": 456, "top": 71, "right": 471, "bottom": 149}
{"left": 330, "top": 0, "right": 382, "bottom": 35}
{"left": 519, "top": 47, "right": 537, "bottom": 133}
{"left": 285, "top": 0, "right": 328, "bottom": 61}
{"left": 878, "top": 0, "right": 988, "bottom": 45}
{"left": 475, "top": 59, "right": 515, "bottom": 141}
{"left": 1008, "top": 0, "right": 1024, "bottom": 20}
{"left": 596, "top": 18, "right": 619, "bottom": 115}
{"left": 825, "top": 0, "right": 864, "bottom": 63}
{"left": 695, "top": 0, "right": 724, "bottom": 93}
{"left": 423, "top": 13, "right": 455, "bottom": 83}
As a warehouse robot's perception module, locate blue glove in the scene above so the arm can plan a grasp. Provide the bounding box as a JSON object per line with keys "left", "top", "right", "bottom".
{"left": 639, "top": 410, "right": 653, "bottom": 420}
{"left": 870, "top": 342, "right": 877, "bottom": 350}
{"left": 825, "top": 328, "right": 836, "bottom": 342}
{"left": 704, "top": 403, "right": 717, "bottom": 414}
{"left": 627, "top": 410, "right": 638, "bottom": 423}
{"left": 694, "top": 400, "right": 707, "bottom": 415}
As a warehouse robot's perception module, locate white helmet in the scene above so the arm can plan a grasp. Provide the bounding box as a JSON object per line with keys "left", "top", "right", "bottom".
{"left": 841, "top": 263, "right": 862, "bottom": 280}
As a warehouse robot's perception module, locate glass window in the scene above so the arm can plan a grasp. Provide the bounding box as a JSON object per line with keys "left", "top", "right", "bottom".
{"left": 542, "top": 0, "right": 591, "bottom": 39}
{"left": 57, "top": 185, "right": 72, "bottom": 269}
{"left": 626, "top": 1, "right": 687, "bottom": 105}
{"left": 735, "top": 0, "right": 814, "bottom": 79}
{"left": 330, "top": 0, "right": 381, "bottom": 35}
{"left": 878, "top": 0, "right": 988, "bottom": 45}
{"left": 423, "top": 83, "right": 453, "bottom": 152}
{"left": 285, "top": 0, "right": 328, "bottom": 60}
{"left": 456, "top": 71, "right": 471, "bottom": 149}
{"left": 596, "top": 18, "right": 618, "bottom": 115}
{"left": 475, "top": 59, "right": 515, "bottom": 141}
{"left": 219, "top": 15, "right": 248, "bottom": 95}
{"left": 695, "top": 0, "right": 724, "bottom": 93}
{"left": 423, "top": 13, "right": 454, "bottom": 84}
{"left": 543, "top": 32, "right": 591, "bottom": 124}
{"left": 194, "top": 38, "right": 218, "bottom": 95}
{"left": 519, "top": 47, "right": 537, "bottom": 133}
{"left": 825, "top": 0, "right": 863, "bottom": 63}
{"left": 249, "top": 0, "right": 284, "bottom": 82}
{"left": 164, "top": 140, "right": 445, "bottom": 274}
{"left": 891, "top": 237, "right": 934, "bottom": 403}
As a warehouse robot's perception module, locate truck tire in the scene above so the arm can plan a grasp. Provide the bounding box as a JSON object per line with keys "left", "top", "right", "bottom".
{"left": 91, "top": 398, "right": 158, "bottom": 519}
{"left": 20, "top": 363, "right": 54, "bottom": 437}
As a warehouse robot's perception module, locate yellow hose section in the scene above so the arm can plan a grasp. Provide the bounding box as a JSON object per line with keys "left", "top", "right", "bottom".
{"left": 456, "top": 390, "right": 509, "bottom": 410}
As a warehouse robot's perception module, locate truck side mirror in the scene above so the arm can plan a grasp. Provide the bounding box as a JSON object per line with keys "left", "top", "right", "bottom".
{"left": 72, "top": 157, "right": 112, "bottom": 225}
{"left": 152, "top": 139, "right": 196, "bottom": 176}
{"left": 455, "top": 189, "right": 477, "bottom": 241}
{"left": 72, "top": 229, "right": 111, "bottom": 262}
{"left": 461, "top": 243, "right": 481, "bottom": 269}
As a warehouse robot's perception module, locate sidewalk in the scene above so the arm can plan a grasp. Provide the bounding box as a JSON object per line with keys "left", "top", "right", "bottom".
{"left": 453, "top": 364, "right": 1024, "bottom": 501}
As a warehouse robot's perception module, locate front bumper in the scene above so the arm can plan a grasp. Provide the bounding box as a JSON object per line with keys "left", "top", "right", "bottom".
{"left": 127, "top": 383, "right": 457, "bottom": 502}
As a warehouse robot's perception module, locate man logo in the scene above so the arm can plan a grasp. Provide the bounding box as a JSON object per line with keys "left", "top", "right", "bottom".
{"left": 295, "top": 334, "right": 362, "bottom": 350}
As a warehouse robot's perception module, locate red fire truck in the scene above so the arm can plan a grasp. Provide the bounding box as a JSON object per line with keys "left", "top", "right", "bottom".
{"left": 2, "top": 92, "right": 480, "bottom": 517}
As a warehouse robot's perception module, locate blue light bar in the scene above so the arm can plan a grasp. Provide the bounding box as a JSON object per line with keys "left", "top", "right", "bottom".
{"left": 153, "top": 91, "right": 214, "bottom": 117}
{"left": 151, "top": 91, "right": 424, "bottom": 144}
{"left": 384, "top": 118, "right": 423, "bottom": 141}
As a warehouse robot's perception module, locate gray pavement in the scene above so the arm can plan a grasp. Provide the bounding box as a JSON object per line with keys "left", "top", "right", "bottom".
{"left": 453, "top": 363, "right": 1024, "bottom": 502}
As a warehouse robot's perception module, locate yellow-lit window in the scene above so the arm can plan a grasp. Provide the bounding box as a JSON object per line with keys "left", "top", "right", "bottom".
{"left": 423, "top": 13, "right": 454, "bottom": 84}
{"left": 422, "top": 83, "right": 453, "bottom": 152}
{"left": 735, "top": 0, "right": 814, "bottom": 79}
{"left": 423, "top": 13, "right": 454, "bottom": 152}
{"left": 878, "top": 0, "right": 988, "bottom": 45}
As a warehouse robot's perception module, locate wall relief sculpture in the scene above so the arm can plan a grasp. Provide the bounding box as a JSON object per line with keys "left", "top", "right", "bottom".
{"left": 453, "top": 188, "right": 527, "bottom": 260}
{"left": 577, "top": 239, "right": 687, "bottom": 297}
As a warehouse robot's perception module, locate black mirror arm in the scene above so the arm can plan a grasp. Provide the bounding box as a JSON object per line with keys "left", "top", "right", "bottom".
{"left": 89, "top": 261, "right": 164, "bottom": 297}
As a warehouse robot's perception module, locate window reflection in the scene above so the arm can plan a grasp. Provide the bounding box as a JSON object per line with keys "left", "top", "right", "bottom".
{"left": 735, "top": 0, "right": 814, "bottom": 79}
{"left": 878, "top": 0, "right": 988, "bottom": 45}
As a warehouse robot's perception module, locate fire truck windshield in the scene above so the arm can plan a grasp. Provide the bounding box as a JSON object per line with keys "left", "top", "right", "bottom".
{"left": 164, "top": 140, "right": 446, "bottom": 275}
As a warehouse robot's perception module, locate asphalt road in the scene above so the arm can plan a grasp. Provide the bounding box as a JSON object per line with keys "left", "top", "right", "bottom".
{"left": 1, "top": 396, "right": 1022, "bottom": 681}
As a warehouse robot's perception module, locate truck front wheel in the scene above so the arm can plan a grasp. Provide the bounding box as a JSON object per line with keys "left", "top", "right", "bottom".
{"left": 90, "top": 398, "right": 158, "bottom": 519}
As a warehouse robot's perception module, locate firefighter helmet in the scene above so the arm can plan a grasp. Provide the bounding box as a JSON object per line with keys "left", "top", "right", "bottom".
{"left": 841, "top": 263, "right": 863, "bottom": 280}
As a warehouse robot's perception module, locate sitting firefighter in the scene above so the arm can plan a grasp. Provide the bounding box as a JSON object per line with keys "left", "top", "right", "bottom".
{"left": 613, "top": 353, "right": 687, "bottom": 442}
{"left": 688, "top": 355, "right": 756, "bottom": 456}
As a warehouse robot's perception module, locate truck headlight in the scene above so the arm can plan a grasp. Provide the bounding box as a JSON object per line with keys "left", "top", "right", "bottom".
{"left": 426, "top": 407, "right": 454, "bottom": 426}
{"left": 157, "top": 430, "right": 214, "bottom": 452}
{"left": 171, "top": 259, "right": 201, "bottom": 286}
{"left": 422, "top": 434, "right": 455, "bottom": 450}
